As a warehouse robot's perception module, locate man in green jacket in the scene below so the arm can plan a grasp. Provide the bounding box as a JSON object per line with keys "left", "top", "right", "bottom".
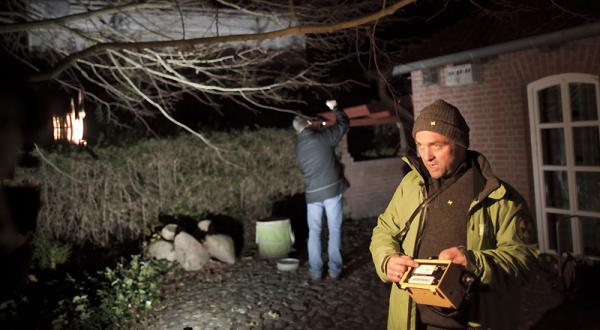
{"left": 370, "top": 99, "right": 538, "bottom": 330}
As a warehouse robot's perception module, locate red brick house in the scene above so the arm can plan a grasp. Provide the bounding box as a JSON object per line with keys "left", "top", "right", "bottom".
{"left": 389, "top": 22, "right": 600, "bottom": 258}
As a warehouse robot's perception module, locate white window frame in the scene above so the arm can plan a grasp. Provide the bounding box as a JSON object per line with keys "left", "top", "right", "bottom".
{"left": 527, "top": 73, "right": 600, "bottom": 257}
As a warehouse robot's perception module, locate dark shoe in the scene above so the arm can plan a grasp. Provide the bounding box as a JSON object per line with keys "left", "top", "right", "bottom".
{"left": 327, "top": 273, "right": 341, "bottom": 281}
{"left": 308, "top": 272, "right": 322, "bottom": 282}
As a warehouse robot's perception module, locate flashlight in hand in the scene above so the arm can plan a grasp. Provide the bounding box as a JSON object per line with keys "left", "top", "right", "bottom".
{"left": 308, "top": 118, "right": 327, "bottom": 127}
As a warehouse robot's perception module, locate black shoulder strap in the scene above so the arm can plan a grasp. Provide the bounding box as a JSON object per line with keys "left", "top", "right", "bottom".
{"left": 394, "top": 181, "right": 453, "bottom": 246}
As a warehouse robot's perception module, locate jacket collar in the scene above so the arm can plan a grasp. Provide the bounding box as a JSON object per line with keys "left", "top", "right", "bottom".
{"left": 402, "top": 150, "right": 504, "bottom": 202}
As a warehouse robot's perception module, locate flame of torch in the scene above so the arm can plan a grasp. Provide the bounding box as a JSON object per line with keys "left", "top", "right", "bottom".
{"left": 52, "top": 89, "right": 86, "bottom": 146}
{"left": 69, "top": 97, "right": 86, "bottom": 146}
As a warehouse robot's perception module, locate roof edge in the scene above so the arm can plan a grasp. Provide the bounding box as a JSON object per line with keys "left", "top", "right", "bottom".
{"left": 392, "top": 21, "right": 600, "bottom": 76}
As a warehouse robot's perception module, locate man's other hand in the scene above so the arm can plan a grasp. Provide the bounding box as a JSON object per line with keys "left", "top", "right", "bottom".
{"left": 325, "top": 99, "right": 337, "bottom": 110}
{"left": 386, "top": 255, "right": 419, "bottom": 282}
{"left": 438, "top": 247, "right": 467, "bottom": 266}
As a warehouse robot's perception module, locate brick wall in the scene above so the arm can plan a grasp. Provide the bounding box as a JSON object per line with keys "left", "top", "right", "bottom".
{"left": 338, "top": 136, "right": 406, "bottom": 219}
{"left": 411, "top": 35, "right": 600, "bottom": 207}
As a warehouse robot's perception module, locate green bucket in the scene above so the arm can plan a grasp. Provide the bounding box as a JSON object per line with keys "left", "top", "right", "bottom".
{"left": 256, "top": 217, "right": 294, "bottom": 259}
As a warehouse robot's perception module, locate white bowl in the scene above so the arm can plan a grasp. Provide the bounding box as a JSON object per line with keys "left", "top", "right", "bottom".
{"left": 277, "top": 258, "right": 300, "bottom": 272}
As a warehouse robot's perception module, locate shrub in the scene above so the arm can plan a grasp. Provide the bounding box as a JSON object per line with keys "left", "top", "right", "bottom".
{"left": 32, "top": 230, "right": 72, "bottom": 270}
{"left": 50, "top": 256, "right": 172, "bottom": 329}
{"left": 13, "top": 129, "right": 303, "bottom": 247}
{"left": 97, "top": 255, "right": 169, "bottom": 325}
{"left": 0, "top": 255, "right": 172, "bottom": 329}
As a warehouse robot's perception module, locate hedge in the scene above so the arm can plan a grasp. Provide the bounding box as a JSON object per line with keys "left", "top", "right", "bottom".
{"left": 12, "top": 129, "right": 303, "bottom": 247}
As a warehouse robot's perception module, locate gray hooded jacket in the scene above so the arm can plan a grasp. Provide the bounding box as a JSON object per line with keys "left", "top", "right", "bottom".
{"left": 296, "top": 108, "right": 350, "bottom": 203}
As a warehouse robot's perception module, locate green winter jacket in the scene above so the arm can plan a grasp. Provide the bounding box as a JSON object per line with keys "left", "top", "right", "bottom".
{"left": 370, "top": 152, "right": 538, "bottom": 330}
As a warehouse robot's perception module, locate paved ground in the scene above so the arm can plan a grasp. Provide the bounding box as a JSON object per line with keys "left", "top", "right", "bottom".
{"left": 139, "top": 217, "right": 598, "bottom": 330}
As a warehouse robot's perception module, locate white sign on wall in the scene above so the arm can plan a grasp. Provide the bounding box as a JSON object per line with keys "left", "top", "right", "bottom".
{"left": 444, "top": 64, "right": 476, "bottom": 86}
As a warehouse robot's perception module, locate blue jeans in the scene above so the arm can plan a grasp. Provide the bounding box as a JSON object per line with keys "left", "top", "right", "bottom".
{"left": 306, "top": 194, "right": 343, "bottom": 279}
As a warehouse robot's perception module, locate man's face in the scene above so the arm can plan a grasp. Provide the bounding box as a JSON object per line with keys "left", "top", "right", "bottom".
{"left": 415, "top": 131, "right": 466, "bottom": 179}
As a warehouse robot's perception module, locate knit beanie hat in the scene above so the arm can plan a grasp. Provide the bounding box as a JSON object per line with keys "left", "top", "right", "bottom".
{"left": 412, "top": 99, "right": 470, "bottom": 148}
{"left": 292, "top": 115, "right": 309, "bottom": 134}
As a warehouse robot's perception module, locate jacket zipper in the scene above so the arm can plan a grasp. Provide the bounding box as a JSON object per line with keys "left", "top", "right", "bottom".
{"left": 465, "top": 198, "right": 491, "bottom": 251}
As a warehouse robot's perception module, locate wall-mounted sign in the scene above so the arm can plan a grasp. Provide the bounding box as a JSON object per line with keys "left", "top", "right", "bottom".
{"left": 444, "top": 64, "right": 476, "bottom": 86}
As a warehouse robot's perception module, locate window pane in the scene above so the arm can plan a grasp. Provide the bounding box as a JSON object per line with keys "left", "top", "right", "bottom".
{"left": 546, "top": 213, "right": 573, "bottom": 253}
{"left": 541, "top": 128, "right": 565, "bottom": 165}
{"left": 573, "top": 126, "right": 600, "bottom": 166}
{"left": 538, "top": 85, "right": 563, "bottom": 123}
{"left": 347, "top": 124, "right": 400, "bottom": 161}
{"left": 581, "top": 217, "right": 600, "bottom": 257}
{"left": 576, "top": 172, "right": 600, "bottom": 212}
{"left": 570, "top": 83, "right": 598, "bottom": 121}
{"left": 544, "top": 171, "right": 569, "bottom": 209}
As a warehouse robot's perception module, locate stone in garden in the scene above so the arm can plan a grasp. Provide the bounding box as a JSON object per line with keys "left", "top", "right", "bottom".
{"left": 204, "top": 234, "right": 236, "bottom": 264}
{"left": 161, "top": 223, "right": 178, "bottom": 241}
{"left": 147, "top": 240, "right": 176, "bottom": 262}
{"left": 174, "top": 231, "right": 209, "bottom": 271}
{"left": 197, "top": 219, "right": 212, "bottom": 232}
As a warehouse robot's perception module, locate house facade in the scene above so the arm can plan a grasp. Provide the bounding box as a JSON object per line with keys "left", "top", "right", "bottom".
{"left": 393, "top": 24, "right": 600, "bottom": 258}
{"left": 340, "top": 136, "right": 406, "bottom": 220}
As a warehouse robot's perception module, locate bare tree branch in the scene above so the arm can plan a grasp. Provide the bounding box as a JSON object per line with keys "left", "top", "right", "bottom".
{"left": 0, "top": 2, "right": 170, "bottom": 34}
{"left": 0, "top": 0, "right": 416, "bottom": 141}
{"left": 29, "top": 0, "right": 415, "bottom": 82}
{"left": 107, "top": 51, "right": 225, "bottom": 153}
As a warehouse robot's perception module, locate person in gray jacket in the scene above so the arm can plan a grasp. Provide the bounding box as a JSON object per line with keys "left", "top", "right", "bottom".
{"left": 293, "top": 99, "right": 350, "bottom": 280}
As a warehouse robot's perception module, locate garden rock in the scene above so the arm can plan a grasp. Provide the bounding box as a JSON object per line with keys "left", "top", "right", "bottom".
{"left": 174, "top": 231, "right": 209, "bottom": 271}
{"left": 147, "top": 240, "right": 176, "bottom": 262}
{"left": 204, "top": 234, "right": 235, "bottom": 265}
{"left": 161, "top": 224, "right": 178, "bottom": 241}
{"left": 197, "top": 219, "right": 211, "bottom": 232}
